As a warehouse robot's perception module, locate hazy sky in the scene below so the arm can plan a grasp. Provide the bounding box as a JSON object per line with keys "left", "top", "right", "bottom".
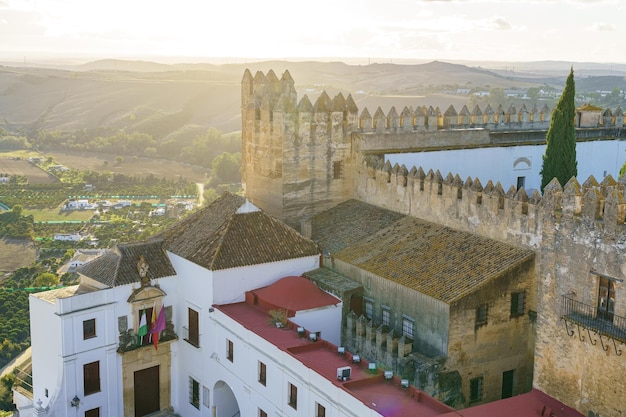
{"left": 1, "top": 0, "right": 624, "bottom": 64}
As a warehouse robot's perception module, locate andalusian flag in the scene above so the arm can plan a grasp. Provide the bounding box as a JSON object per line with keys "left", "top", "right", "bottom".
{"left": 137, "top": 308, "right": 148, "bottom": 346}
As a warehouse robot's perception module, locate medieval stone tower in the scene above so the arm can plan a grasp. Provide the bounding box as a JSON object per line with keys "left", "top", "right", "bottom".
{"left": 241, "top": 69, "right": 357, "bottom": 230}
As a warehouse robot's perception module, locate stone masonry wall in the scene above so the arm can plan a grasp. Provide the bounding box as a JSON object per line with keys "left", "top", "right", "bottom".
{"left": 447, "top": 262, "right": 536, "bottom": 408}
{"left": 356, "top": 163, "right": 626, "bottom": 416}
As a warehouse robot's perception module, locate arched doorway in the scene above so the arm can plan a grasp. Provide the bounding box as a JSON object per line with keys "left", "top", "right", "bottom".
{"left": 213, "top": 380, "right": 240, "bottom": 417}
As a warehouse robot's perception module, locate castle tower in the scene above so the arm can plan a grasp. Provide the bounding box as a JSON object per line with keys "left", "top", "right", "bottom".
{"left": 242, "top": 69, "right": 357, "bottom": 230}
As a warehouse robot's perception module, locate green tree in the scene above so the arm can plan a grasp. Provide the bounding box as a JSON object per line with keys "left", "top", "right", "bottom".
{"left": 540, "top": 68, "right": 577, "bottom": 191}
{"left": 34, "top": 272, "right": 59, "bottom": 287}
{"left": 0, "top": 373, "right": 16, "bottom": 410}
{"left": 211, "top": 152, "right": 241, "bottom": 184}
{"left": 609, "top": 87, "right": 621, "bottom": 103}
{"left": 527, "top": 87, "right": 540, "bottom": 101}
{"left": 203, "top": 188, "right": 220, "bottom": 205}
{"left": 488, "top": 88, "right": 506, "bottom": 106}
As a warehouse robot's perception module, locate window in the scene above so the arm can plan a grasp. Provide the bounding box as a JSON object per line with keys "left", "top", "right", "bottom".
{"left": 469, "top": 376, "right": 483, "bottom": 403}
{"left": 226, "top": 339, "right": 234, "bottom": 362}
{"left": 288, "top": 382, "right": 298, "bottom": 409}
{"left": 364, "top": 299, "right": 373, "bottom": 319}
{"left": 402, "top": 316, "right": 414, "bottom": 339}
{"left": 83, "top": 361, "right": 100, "bottom": 395}
{"left": 516, "top": 176, "right": 525, "bottom": 190}
{"left": 333, "top": 161, "right": 343, "bottom": 180}
{"left": 202, "top": 386, "right": 210, "bottom": 408}
{"left": 597, "top": 277, "right": 616, "bottom": 322}
{"left": 258, "top": 361, "right": 266, "bottom": 386}
{"left": 476, "top": 304, "right": 488, "bottom": 326}
{"left": 510, "top": 292, "right": 525, "bottom": 317}
{"left": 316, "top": 402, "right": 326, "bottom": 417}
{"left": 187, "top": 308, "right": 199, "bottom": 347}
{"left": 85, "top": 408, "right": 100, "bottom": 417}
{"left": 259, "top": 409, "right": 268, "bottom": 417}
{"left": 189, "top": 377, "right": 200, "bottom": 409}
{"left": 83, "top": 318, "right": 96, "bottom": 340}
{"left": 382, "top": 306, "right": 391, "bottom": 326}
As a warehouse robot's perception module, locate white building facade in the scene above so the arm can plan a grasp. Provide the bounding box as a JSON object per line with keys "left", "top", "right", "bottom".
{"left": 18, "top": 193, "right": 323, "bottom": 417}
{"left": 386, "top": 139, "right": 626, "bottom": 194}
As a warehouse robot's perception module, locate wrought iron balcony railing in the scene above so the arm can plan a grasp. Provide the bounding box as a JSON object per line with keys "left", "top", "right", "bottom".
{"left": 560, "top": 294, "right": 626, "bottom": 355}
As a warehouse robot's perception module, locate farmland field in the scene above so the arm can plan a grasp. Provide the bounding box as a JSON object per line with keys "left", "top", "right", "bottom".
{"left": 22, "top": 207, "right": 95, "bottom": 222}
{"left": 0, "top": 238, "right": 36, "bottom": 273}
{"left": 0, "top": 157, "right": 58, "bottom": 184}
{"left": 47, "top": 151, "right": 209, "bottom": 183}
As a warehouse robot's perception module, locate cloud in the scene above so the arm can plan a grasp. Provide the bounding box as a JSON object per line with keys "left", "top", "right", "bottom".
{"left": 488, "top": 17, "right": 512, "bottom": 30}
{"left": 588, "top": 22, "right": 616, "bottom": 32}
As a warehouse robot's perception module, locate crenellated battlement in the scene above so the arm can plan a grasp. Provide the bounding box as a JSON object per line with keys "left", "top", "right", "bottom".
{"left": 242, "top": 69, "right": 626, "bottom": 237}
{"left": 242, "top": 70, "right": 625, "bottom": 136}
{"left": 358, "top": 102, "right": 555, "bottom": 132}
{"left": 357, "top": 156, "right": 626, "bottom": 248}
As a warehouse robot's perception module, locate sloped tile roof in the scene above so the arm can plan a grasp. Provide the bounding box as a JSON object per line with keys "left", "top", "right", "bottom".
{"left": 157, "top": 192, "right": 319, "bottom": 270}
{"left": 304, "top": 267, "right": 363, "bottom": 293}
{"left": 335, "top": 216, "right": 534, "bottom": 303}
{"left": 78, "top": 240, "right": 176, "bottom": 287}
{"left": 310, "top": 199, "right": 406, "bottom": 254}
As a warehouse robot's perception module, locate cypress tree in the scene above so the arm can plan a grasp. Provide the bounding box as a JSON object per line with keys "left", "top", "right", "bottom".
{"left": 540, "top": 67, "right": 577, "bottom": 191}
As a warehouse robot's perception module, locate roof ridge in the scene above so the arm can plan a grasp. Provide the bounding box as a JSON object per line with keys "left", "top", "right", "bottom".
{"left": 111, "top": 247, "right": 122, "bottom": 285}
{"left": 210, "top": 208, "right": 239, "bottom": 270}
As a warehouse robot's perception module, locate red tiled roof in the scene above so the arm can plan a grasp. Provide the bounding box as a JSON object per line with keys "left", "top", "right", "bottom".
{"left": 251, "top": 276, "right": 340, "bottom": 315}
{"left": 216, "top": 280, "right": 456, "bottom": 417}
{"left": 218, "top": 284, "right": 582, "bottom": 417}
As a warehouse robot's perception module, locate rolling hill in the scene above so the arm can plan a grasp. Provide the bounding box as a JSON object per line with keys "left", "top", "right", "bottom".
{"left": 0, "top": 59, "right": 622, "bottom": 138}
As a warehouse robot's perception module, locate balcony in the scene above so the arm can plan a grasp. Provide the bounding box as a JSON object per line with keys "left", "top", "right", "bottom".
{"left": 560, "top": 294, "right": 626, "bottom": 355}
{"left": 118, "top": 320, "right": 177, "bottom": 353}
{"left": 13, "top": 363, "right": 33, "bottom": 400}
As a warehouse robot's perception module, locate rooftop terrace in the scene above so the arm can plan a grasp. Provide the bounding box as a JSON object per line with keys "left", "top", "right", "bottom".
{"left": 217, "top": 281, "right": 455, "bottom": 417}
{"left": 216, "top": 275, "right": 583, "bottom": 417}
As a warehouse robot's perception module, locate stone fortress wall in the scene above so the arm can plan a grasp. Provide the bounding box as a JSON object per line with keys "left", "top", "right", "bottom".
{"left": 242, "top": 69, "right": 626, "bottom": 417}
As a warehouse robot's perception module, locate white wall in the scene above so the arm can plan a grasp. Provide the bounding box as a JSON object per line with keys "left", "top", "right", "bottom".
{"left": 167, "top": 252, "right": 214, "bottom": 414}
{"left": 212, "top": 256, "right": 321, "bottom": 305}
{"left": 29, "top": 295, "right": 62, "bottom": 412}
{"left": 32, "top": 289, "right": 120, "bottom": 417}
{"left": 292, "top": 303, "right": 343, "bottom": 346}
{"left": 386, "top": 139, "right": 626, "bottom": 194}
{"left": 205, "top": 310, "right": 385, "bottom": 417}
{"left": 168, "top": 253, "right": 320, "bottom": 414}
{"left": 29, "top": 273, "right": 180, "bottom": 417}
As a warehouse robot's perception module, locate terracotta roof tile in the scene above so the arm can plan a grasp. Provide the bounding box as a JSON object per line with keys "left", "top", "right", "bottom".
{"left": 335, "top": 216, "right": 534, "bottom": 303}
{"left": 311, "top": 199, "right": 406, "bottom": 254}
{"left": 157, "top": 192, "right": 319, "bottom": 270}
{"left": 304, "top": 267, "right": 363, "bottom": 293}
{"left": 77, "top": 240, "right": 176, "bottom": 287}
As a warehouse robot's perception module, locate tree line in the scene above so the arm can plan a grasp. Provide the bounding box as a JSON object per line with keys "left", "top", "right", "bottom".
{"left": 0, "top": 206, "right": 33, "bottom": 239}
{"left": 29, "top": 127, "right": 240, "bottom": 169}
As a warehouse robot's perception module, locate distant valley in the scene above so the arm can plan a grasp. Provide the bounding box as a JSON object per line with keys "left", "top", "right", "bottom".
{"left": 2, "top": 59, "right": 626, "bottom": 139}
